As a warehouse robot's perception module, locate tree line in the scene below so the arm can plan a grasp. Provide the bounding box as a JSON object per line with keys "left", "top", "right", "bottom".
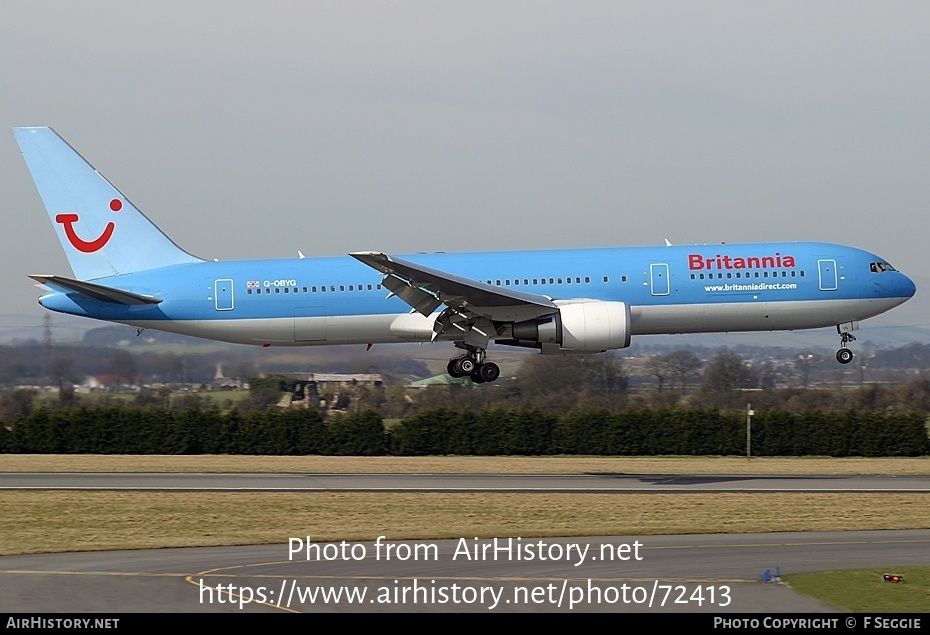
{"left": 2, "top": 405, "right": 927, "bottom": 457}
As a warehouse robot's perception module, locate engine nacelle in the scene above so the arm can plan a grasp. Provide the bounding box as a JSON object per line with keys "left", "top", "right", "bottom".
{"left": 558, "top": 301, "right": 632, "bottom": 351}
{"left": 509, "top": 301, "right": 632, "bottom": 352}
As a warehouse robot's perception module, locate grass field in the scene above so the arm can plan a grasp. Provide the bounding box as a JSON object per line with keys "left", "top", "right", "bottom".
{"left": 4, "top": 454, "right": 930, "bottom": 475}
{"left": 785, "top": 568, "right": 930, "bottom": 612}
{"left": 2, "top": 454, "right": 929, "bottom": 556}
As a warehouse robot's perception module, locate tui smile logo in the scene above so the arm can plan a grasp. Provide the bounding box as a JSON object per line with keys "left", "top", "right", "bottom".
{"left": 56, "top": 199, "right": 122, "bottom": 253}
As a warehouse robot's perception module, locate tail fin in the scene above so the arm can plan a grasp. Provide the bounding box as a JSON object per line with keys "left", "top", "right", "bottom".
{"left": 13, "top": 127, "right": 202, "bottom": 280}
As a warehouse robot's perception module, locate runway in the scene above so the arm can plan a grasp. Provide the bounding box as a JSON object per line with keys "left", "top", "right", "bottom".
{"left": 2, "top": 530, "right": 929, "bottom": 613}
{"left": 2, "top": 472, "right": 928, "bottom": 614}
{"left": 4, "top": 472, "right": 930, "bottom": 492}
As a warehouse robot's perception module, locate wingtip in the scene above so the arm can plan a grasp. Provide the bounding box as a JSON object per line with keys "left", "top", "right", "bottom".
{"left": 351, "top": 251, "right": 392, "bottom": 264}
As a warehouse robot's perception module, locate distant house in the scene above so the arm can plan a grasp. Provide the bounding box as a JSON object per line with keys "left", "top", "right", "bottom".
{"left": 305, "top": 373, "right": 383, "bottom": 388}
{"left": 282, "top": 373, "right": 383, "bottom": 410}
{"left": 209, "top": 363, "right": 243, "bottom": 391}
{"left": 76, "top": 376, "right": 106, "bottom": 393}
{"left": 407, "top": 374, "right": 470, "bottom": 389}
{"left": 81, "top": 374, "right": 126, "bottom": 392}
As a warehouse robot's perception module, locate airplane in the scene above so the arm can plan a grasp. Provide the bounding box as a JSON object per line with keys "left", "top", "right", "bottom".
{"left": 13, "top": 126, "right": 917, "bottom": 384}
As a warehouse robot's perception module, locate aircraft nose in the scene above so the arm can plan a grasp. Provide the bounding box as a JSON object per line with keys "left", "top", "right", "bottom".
{"left": 900, "top": 273, "right": 917, "bottom": 299}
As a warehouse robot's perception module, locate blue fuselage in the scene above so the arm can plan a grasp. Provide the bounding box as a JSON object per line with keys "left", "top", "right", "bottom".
{"left": 38, "top": 241, "right": 916, "bottom": 347}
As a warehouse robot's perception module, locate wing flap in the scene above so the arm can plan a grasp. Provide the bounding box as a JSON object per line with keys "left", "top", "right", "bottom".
{"left": 351, "top": 252, "right": 557, "bottom": 321}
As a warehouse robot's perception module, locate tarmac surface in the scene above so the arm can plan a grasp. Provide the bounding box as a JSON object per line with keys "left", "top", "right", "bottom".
{"left": 8, "top": 530, "right": 930, "bottom": 613}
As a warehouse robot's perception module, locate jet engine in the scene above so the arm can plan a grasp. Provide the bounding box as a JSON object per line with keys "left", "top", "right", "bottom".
{"left": 508, "top": 301, "right": 632, "bottom": 352}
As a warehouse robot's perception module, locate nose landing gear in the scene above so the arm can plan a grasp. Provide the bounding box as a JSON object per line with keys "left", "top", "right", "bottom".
{"left": 836, "top": 343, "right": 854, "bottom": 364}
{"left": 836, "top": 327, "right": 857, "bottom": 365}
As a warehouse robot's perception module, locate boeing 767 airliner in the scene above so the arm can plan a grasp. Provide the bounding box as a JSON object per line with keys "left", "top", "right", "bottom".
{"left": 13, "top": 127, "right": 916, "bottom": 383}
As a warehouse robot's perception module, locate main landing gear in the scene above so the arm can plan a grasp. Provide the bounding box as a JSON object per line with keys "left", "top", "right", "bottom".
{"left": 447, "top": 348, "right": 501, "bottom": 384}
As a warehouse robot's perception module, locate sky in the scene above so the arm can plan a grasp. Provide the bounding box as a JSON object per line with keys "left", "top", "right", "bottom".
{"left": 1, "top": 1, "right": 929, "bottom": 346}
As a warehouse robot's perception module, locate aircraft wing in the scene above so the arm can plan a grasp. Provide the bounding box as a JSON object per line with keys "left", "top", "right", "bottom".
{"left": 29, "top": 275, "right": 163, "bottom": 305}
{"left": 350, "top": 252, "right": 558, "bottom": 323}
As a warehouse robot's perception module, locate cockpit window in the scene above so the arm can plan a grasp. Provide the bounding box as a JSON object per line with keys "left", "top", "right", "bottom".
{"left": 870, "top": 261, "right": 897, "bottom": 273}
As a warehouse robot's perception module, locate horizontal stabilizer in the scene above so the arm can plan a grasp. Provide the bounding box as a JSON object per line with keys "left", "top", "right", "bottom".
{"left": 28, "top": 275, "right": 162, "bottom": 305}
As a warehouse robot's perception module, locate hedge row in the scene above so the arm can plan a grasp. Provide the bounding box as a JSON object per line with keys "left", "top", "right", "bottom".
{"left": 391, "top": 407, "right": 930, "bottom": 457}
{"left": 1, "top": 406, "right": 927, "bottom": 456}
{"left": 0, "top": 407, "right": 385, "bottom": 456}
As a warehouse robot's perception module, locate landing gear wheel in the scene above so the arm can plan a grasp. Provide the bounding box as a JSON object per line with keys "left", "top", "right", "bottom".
{"left": 448, "top": 355, "right": 477, "bottom": 378}
{"left": 835, "top": 329, "right": 857, "bottom": 365}
{"left": 458, "top": 357, "right": 476, "bottom": 375}
{"left": 469, "top": 372, "right": 486, "bottom": 384}
{"left": 476, "top": 362, "right": 500, "bottom": 383}
{"left": 447, "top": 358, "right": 466, "bottom": 378}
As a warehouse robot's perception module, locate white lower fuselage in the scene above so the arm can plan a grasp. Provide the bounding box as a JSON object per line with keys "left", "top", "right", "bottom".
{"left": 116, "top": 297, "right": 907, "bottom": 347}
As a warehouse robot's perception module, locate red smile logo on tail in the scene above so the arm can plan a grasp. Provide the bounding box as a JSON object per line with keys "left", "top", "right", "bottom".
{"left": 55, "top": 199, "right": 121, "bottom": 253}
